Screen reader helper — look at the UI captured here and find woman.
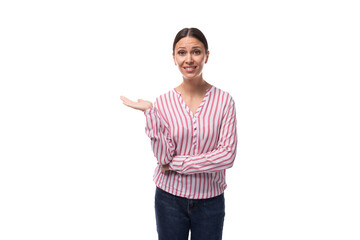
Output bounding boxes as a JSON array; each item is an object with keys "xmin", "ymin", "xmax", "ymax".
[{"xmin": 120, "ymin": 28, "xmax": 237, "ymax": 240}]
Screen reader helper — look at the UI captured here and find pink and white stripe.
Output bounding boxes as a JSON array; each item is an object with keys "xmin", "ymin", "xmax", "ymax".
[{"xmin": 144, "ymin": 86, "xmax": 237, "ymax": 199}]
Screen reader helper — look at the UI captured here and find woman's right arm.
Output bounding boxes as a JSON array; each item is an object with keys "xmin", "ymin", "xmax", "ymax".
[
  {"xmin": 120, "ymin": 96, "xmax": 175, "ymax": 166},
  {"xmin": 144, "ymin": 106, "xmax": 176, "ymax": 166}
]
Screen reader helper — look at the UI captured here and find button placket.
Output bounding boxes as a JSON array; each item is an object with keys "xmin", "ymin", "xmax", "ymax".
[{"xmin": 192, "ymin": 116, "xmax": 198, "ymax": 153}]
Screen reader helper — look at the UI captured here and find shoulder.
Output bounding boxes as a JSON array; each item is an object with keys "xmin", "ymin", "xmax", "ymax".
[
  {"xmin": 153, "ymin": 89, "xmax": 177, "ymax": 110},
  {"xmin": 210, "ymin": 87, "xmax": 236, "ymax": 120},
  {"xmin": 210, "ymin": 86, "xmax": 236, "ymax": 106}
]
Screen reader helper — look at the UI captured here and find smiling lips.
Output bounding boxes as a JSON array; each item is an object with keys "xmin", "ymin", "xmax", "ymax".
[{"xmin": 184, "ymin": 66, "xmax": 197, "ymax": 72}]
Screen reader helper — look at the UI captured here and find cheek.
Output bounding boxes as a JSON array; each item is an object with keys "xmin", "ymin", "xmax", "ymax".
[
  {"xmin": 176, "ymin": 57, "xmax": 187, "ymax": 66},
  {"xmin": 197, "ymin": 56, "xmax": 207, "ymax": 65}
]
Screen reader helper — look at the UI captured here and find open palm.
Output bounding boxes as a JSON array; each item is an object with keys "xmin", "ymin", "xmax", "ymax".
[{"xmin": 120, "ymin": 96, "xmax": 153, "ymax": 112}]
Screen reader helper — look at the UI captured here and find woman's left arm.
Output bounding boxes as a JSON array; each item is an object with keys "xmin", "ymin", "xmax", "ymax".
[{"xmin": 168, "ymin": 99, "xmax": 237, "ymax": 174}]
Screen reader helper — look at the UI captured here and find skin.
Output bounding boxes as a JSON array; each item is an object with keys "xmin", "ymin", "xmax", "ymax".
[
  {"xmin": 173, "ymin": 37, "xmax": 212, "ymax": 114},
  {"xmin": 120, "ymin": 36, "xmax": 211, "ymax": 173}
]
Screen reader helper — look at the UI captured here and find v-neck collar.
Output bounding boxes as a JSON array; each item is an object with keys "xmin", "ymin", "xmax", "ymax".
[{"xmin": 173, "ymin": 85, "xmax": 214, "ymax": 118}]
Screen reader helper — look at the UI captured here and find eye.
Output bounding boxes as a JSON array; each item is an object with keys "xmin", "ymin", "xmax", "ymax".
[
  {"xmin": 178, "ymin": 50, "xmax": 186, "ymax": 55},
  {"xmin": 194, "ymin": 50, "xmax": 201, "ymax": 55}
]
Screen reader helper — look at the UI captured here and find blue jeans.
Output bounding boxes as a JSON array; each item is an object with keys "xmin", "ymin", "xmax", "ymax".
[{"xmin": 155, "ymin": 187, "xmax": 225, "ymax": 240}]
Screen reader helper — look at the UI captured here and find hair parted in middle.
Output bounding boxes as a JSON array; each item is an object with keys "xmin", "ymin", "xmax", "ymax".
[{"xmin": 172, "ymin": 28, "xmax": 209, "ymax": 55}]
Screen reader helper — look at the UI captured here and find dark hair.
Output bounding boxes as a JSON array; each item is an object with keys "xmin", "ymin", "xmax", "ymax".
[{"xmin": 172, "ymin": 28, "xmax": 209, "ymax": 55}]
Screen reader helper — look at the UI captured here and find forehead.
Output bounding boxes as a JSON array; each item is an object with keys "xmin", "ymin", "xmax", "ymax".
[{"xmin": 175, "ymin": 36, "xmax": 204, "ymax": 49}]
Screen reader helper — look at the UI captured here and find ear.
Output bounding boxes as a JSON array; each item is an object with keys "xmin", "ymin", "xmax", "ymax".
[{"xmin": 205, "ymin": 51, "xmax": 210, "ymax": 64}]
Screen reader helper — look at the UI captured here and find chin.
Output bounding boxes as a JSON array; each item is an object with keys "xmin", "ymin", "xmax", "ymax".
[{"xmin": 182, "ymin": 72, "xmax": 201, "ymax": 79}]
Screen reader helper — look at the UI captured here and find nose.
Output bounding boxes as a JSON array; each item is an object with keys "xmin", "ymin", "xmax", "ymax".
[{"xmin": 185, "ymin": 53, "xmax": 193, "ymax": 64}]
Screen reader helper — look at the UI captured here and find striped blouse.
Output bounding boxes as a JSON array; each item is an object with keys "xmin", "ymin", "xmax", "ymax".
[{"xmin": 144, "ymin": 86, "xmax": 237, "ymax": 199}]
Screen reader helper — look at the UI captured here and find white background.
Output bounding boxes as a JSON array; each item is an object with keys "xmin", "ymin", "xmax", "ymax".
[{"xmin": 1, "ymin": 0, "xmax": 359, "ymax": 239}]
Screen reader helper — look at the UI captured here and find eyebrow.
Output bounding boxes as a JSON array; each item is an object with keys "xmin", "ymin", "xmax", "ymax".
[{"xmin": 177, "ymin": 46, "xmax": 202, "ymax": 49}]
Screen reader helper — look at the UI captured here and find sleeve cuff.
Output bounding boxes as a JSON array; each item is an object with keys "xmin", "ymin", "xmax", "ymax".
[{"xmin": 144, "ymin": 107, "xmax": 154, "ymax": 116}]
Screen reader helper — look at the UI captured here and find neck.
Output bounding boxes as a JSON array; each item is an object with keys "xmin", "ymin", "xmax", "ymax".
[{"xmin": 180, "ymin": 75, "xmax": 209, "ymax": 95}]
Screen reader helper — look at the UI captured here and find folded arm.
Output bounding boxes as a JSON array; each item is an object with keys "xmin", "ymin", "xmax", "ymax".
[{"xmin": 169, "ymin": 99, "xmax": 237, "ymax": 174}]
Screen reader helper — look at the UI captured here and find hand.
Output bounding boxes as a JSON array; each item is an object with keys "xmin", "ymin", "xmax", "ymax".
[
  {"xmin": 120, "ymin": 96, "xmax": 153, "ymax": 112},
  {"xmin": 161, "ymin": 164, "xmax": 170, "ymax": 173}
]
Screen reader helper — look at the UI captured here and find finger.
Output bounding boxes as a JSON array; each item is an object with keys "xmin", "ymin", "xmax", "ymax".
[
  {"xmin": 120, "ymin": 96, "xmax": 138, "ymax": 108},
  {"xmin": 120, "ymin": 96, "xmax": 149, "ymax": 111},
  {"xmin": 120, "ymin": 96, "xmax": 133, "ymax": 104}
]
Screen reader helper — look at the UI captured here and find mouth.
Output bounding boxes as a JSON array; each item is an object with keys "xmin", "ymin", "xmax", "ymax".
[{"xmin": 184, "ymin": 66, "xmax": 197, "ymax": 72}]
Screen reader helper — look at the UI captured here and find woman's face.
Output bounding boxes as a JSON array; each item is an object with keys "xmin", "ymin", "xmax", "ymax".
[{"xmin": 173, "ymin": 36, "xmax": 209, "ymax": 80}]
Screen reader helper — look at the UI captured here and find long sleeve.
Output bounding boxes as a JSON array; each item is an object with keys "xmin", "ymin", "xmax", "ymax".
[
  {"xmin": 169, "ymin": 98, "xmax": 237, "ymax": 174},
  {"xmin": 144, "ymin": 106, "xmax": 176, "ymax": 165}
]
